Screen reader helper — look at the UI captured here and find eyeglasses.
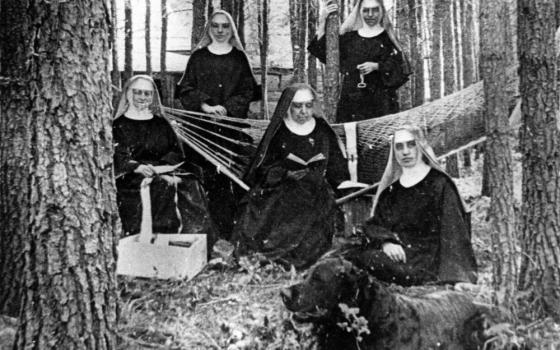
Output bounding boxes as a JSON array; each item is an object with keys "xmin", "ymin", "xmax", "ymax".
[
  {"xmin": 394, "ymin": 140, "xmax": 416, "ymax": 151},
  {"xmin": 132, "ymin": 89, "xmax": 154, "ymax": 97},
  {"xmin": 291, "ymin": 101, "xmax": 314, "ymax": 109}
]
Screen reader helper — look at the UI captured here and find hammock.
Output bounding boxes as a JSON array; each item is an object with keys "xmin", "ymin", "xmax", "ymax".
[{"xmin": 164, "ymin": 76, "xmax": 519, "ymax": 192}]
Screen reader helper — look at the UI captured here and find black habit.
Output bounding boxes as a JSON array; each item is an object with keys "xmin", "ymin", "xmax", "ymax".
[
  {"xmin": 308, "ymin": 30, "xmax": 408, "ymax": 123},
  {"xmin": 175, "ymin": 47, "xmax": 258, "ymax": 240},
  {"xmin": 113, "ymin": 115, "xmax": 216, "ymax": 245},
  {"xmin": 353, "ymin": 168, "xmax": 477, "ymax": 286},
  {"xmin": 232, "ymin": 118, "xmax": 349, "ymax": 269}
]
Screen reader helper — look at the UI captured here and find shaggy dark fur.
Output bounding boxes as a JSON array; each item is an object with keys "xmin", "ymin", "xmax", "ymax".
[{"xmin": 281, "ymin": 257, "xmax": 494, "ymax": 350}]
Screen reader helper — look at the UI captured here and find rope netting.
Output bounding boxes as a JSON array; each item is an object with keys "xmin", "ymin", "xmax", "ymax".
[{"xmin": 164, "ymin": 77, "xmax": 518, "ymax": 189}]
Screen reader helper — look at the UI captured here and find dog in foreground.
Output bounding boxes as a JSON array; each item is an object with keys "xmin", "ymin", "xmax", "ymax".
[{"xmin": 281, "ymin": 257, "xmax": 495, "ymax": 350}]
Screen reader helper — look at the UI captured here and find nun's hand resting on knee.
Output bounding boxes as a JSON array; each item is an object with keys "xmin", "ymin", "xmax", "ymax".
[{"xmin": 382, "ymin": 242, "xmax": 407, "ymax": 263}]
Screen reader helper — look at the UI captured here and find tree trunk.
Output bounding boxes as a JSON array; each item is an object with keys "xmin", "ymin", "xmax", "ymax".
[
  {"xmin": 480, "ymin": 0, "xmax": 518, "ymax": 309},
  {"xmin": 308, "ymin": 0, "xmax": 318, "ymax": 90},
  {"xmin": 257, "ymin": 0, "xmax": 269, "ymax": 119},
  {"xmin": 1, "ymin": 0, "xmax": 120, "ymax": 348},
  {"xmin": 324, "ymin": 2, "xmax": 340, "ymax": 123},
  {"xmin": 461, "ymin": 0, "xmax": 475, "ymax": 87},
  {"xmin": 441, "ymin": 0, "xmax": 459, "ymax": 177},
  {"xmin": 124, "ymin": 0, "xmax": 133, "ymax": 81},
  {"xmin": 409, "ymin": 0, "xmax": 424, "ymax": 107},
  {"xmin": 192, "ymin": 0, "xmax": 207, "ymax": 49},
  {"xmin": 429, "ymin": 0, "xmax": 442, "ymax": 101},
  {"xmin": 160, "ymin": 0, "xmax": 168, "ymax": 105},
  {"xmin": 207, "ymin": 0, "xmax": 214, "ymax": 20},
  {"xmin": 396, "ymin": 0, "xmax": 412, "ymax": 110},
  {"xmin": 453, "ymin": 0, "xmax": 463, "ymax": 90},
  {"xmin": 145, "ymin": 0, "xmax": 152, "ymax": 75},
  {"xmin": 110, "ymin": 0, "xmax": 121, "ymax": 109},
  {"xmin": 0, "ymin": 0, "xmax": 30, "ymax": 318},
  {"xmin": 221, "ymin": 0, "xmax": 244, "ymax": 47},
  {"xmin": 518, "ymin": 0, "xmax": 560, "ymax": 321},
  {"xmin": 289, "ymin": 0, "xmax": 307, "ymax": 83},
  {"xmin": 441, "ymin": 0, "xmax": 455, "ymax": 96}
]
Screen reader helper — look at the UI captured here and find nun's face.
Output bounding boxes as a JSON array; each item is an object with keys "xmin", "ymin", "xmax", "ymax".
[
  {"xmin": 393, "ymin": 130, "xmax": 419, "ymax": 168},
  {"xmin": 361, "ymin": 0, "xmax": 382, "ymax": 27},
  {"xmin": 289, "ymin": 89, "xmax": 314, "ymax": 125},
  {"xmin": 210, "ymin": 14, "xmax": 232, "ymax": 44},
  {"xmin": 128, "ymin": 78, "xmax": 154, "ymax": 111}
]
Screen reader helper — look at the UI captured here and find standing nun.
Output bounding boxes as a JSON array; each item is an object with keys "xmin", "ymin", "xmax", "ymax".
[
  {"xmin": 308, "ymin": 0, "xmax": 411, "ymax": 122},
  {"xmin": 175, "ymin": 10, "xmax": 260, "ymax": 240}
]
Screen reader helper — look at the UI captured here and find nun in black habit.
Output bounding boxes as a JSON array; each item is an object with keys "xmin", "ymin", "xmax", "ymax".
[
  {"xmin": 349, "ymin": 125, "xmax": 477, "ymax": 286},
  {"xmin": 175, "ymin": 10, "xmax": 260, "ymax": 240},
  {"xmin": 232, "ymin": 83, "xmax": 349, "ymax": 269},
  {"xmin": 114, "ymin": 75, "xmax": 216, "ymax": 244},
  {"xmin": 308, "ymin": 0, "xmax": 410, "ymax": 123}
]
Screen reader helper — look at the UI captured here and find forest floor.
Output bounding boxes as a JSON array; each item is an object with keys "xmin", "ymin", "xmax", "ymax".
[{"xmin": 116, "ymin": 153, "xmax": 560, "ymax": 350}]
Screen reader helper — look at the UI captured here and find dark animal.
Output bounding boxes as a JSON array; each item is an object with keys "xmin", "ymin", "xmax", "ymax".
[{"xmin": 281, "ymin": 257, "xmax": 494, "ymax": 350}]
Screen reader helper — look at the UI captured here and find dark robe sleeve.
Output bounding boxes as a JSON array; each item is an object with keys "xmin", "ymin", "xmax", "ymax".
[
  {"xmin": 159, "ymin": 120, "xmax": 185, "ymax": 165},
  {"xmin": 377, "ymin": 39, "xmax": 408, "ymax": 88},
  {"xmin": 223, "ymin": 54, "xmax": 254, "ymax": 119},
  {"xmin": 326, "ymin": 132, "xmax": 349, "ymax": 189},
  {"xmin": 113, "ymin": 123, "xmax": 140, "ymax": 178},
  {"xmin": 308, "ymin": 35, "xmax": 327, "ymax": 64},
  {"xmin": 437, "ymin": 179, "xmax": 478, "ymax": 283},
  {"xmin": 363, "ymin": 190, "xmax": 403, "ymax": 248},
  {"xmin": 308, "ymin": 34, "xmax": 350, "ymax": 65},
  {"xmin": 176, "ymin": 52, "xmax": 212, "ymax": 111},
  {"xmin": 253, "ymin": 134, "xmax": 287, "ymax": 187}
]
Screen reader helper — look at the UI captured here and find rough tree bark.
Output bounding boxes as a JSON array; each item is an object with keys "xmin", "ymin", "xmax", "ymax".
[
  {"xmin": 453, "ymin": 0, "xmax": 463, "ymax": 90},
  {"xmin": 395, "ymin": 0, "xmax": 413, "ymax": 110},
  {"xmin": 518, "ymin": 0, "xmax": 560, "ymax": 321},
  {"xmin": 1, "ymin": 0, "xmax": 120, "ymax": 348},
  {"xmin": 308, "ymin": 0, "xmax": 318, "ymax": 89},
  {"xmin": 145, "ymin": 0, "xmax": 152, "ymax": 75},
  {"xmin": 480, "ymin": 0, "xmax": 518, "ymax": 309},
  {"xmin": 192, "ymin": 0, "xmax": 207, "ymax": 49},
  {"xmin": 110, "ymin": 0, "xmax": 120, "ymax": 109},
  {"xmin": 409, "ymin": 0, "xmax": 424, "ymax": 107},
  {"xmin": 160, "ymin": 0, "xmax": 168, "ymax": 105},
  {"xmin": 257, "ymin": 0, "xmax": 269, "ymax": 119},
  {"xmin": 289, "ymin": 0, "xmax": 307, "ymax": 83},
  {"xmin": 124, "ymin": 0, "xmax": 133, "ymax": 81},
  {"xmin": 396, "ymin": 0, "xmax": 412, "ymax": 110},
  {"xmin": 429, "ymin": 0, "xmax": 442, "ymax": 101},
  {"xmin": 324, "ymin": 0, "xmax": 340, "ymax": 123},
  {"xmin": 440, "ymin": 0, "xmax": 459, "ymax": 177},
  {"xmin": 0, "ymin": 0, "xmax": 30, "ymax": 318},
  {"xmin": 461, "ymin": 0, "xmax": 475, "ymax": 87}
]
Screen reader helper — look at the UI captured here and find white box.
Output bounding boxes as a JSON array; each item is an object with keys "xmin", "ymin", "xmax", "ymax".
[{"xmin": 116, "ymin": 234, "xmax": 207, "ymax": 280}]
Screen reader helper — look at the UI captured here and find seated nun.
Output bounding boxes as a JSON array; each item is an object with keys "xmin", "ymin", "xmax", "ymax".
[
  {"xmin": 350, "ymin": 125, "xmax": 477, "ymax": 286},
  {"xmin": 113, "ymin": 75, "xmax": 216, "ymax": 245},
  {"xmin": 232, "ymin": 83, "xmax": 349, "ymax": 269}
]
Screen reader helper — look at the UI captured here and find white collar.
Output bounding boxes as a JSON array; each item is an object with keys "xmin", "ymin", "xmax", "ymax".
[
  {"xmin": 283, "ymin": 117, "xmax": 316, "ymax": 136},
  {"xmin": 207, "ymin": 43, "xmax": 233, "ymax": 55},
  {"xmin": 358, "ymin": 26, "xmax": 384, "ymax": 38},
  {"xmin": 124, "ymin": 108, "xmax": 154, "ymax": 121},
  {"xmin": 399, "ymin": 162, "xmax": 431, "ymax": 188}
]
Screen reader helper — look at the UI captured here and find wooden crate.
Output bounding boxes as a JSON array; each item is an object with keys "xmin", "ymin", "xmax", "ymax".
[{"xmin": 117, "ymin": 234, "xmax": 207, "ymax": 280}]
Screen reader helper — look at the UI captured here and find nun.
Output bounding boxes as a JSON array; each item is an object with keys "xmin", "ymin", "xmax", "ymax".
[{"xmin": 113, "ymin": 75, "xmax": 216, "ymax": 245}]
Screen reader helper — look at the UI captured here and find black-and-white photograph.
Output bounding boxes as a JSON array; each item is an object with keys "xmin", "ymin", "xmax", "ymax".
[{"xmin": 1, "ymin": 0, "xmax": 559, "ymax": 348}]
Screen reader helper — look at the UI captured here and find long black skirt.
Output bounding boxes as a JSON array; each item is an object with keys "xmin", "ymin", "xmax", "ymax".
[
  {"xmin": 116, "ymin": 174, "xmax": 216, "ymax": 247},
  {"xmin": 232, "ymin": 173, "xmax": 336, "ymax": 269}
]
